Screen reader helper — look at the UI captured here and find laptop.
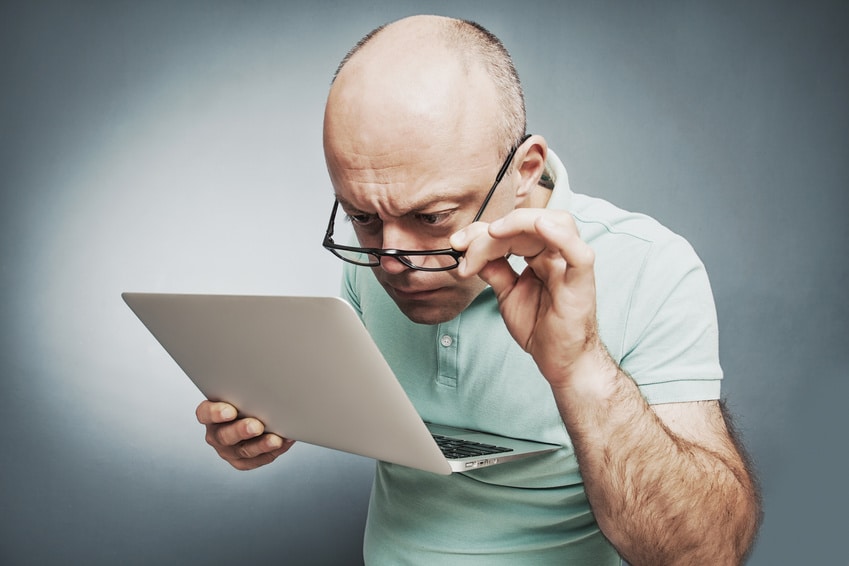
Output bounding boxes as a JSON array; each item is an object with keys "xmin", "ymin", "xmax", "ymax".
[{"xmin": 122, "ymin": 293, "xmax": 559, "ymax": 475}]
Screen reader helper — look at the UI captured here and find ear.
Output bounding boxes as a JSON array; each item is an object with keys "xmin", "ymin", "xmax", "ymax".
[{"xmin": 513, "ymin": 135, "xmax": 548, "ymax": 205}]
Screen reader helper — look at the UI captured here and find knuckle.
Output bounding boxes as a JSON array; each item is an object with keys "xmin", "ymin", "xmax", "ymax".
[
  {"xmin": 580, "ymin": 243, "xmax": 596, "ymax": 265},
  {"xmin": 195, "ymin": 402, "xmax": 209, "ymax": 424},
  {"xmin": 212, "ymin": 425, "xmax": 235, "ymax": 447},
  {"xmin": 230, "ymin": 458, "xmax": 253, "ymax": 471},
  {"xmin": 204, "ymin": 426, "xmax": 222, "ymax": 448},
  {"xmin": 236, "ymin": 442, "xmax": 255, "ymax": 460}
]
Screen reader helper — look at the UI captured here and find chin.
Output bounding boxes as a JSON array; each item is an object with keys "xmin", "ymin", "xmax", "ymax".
[
  {"xmin": 395, "ymin": 302, "xmax": 463, "ymax": 325},
  {"xmin": 388, "ymin": 291, "xmax": 481, "ymax": 325},
  {"xmin": 379, "ymin": 277, "xmax": 488, "ymax": 325}
]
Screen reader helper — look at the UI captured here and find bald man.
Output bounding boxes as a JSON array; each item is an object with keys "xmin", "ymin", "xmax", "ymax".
[{"xmin": 197, "ymin": 15, "xmax": 761, "ymax": 565}]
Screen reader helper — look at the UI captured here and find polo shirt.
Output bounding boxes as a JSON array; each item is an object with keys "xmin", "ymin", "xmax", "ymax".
[{"xmin": 343, "ymin": 149, "xmax": 723, "ymax": 564}]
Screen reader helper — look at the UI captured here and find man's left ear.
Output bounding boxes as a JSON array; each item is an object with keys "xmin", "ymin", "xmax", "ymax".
[{"xmin": 514, "ymin": 135, "xmax": 548, "ymax": 203}]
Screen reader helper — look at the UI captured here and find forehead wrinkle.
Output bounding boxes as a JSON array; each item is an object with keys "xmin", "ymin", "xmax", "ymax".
[
  {"xmin": 338, "ymin": 182, "xmax": 479, "ymax": 219},
  {"xmin": 330, "ymin": 144, "xmax": 420, "ymax": 190},
  {"xmin": 338, "ymin": 187, "xmax": 451, "ymax": 215},
  {"xmin": 329, "ymin": 142, "xmax": 504, "ymax": 217}
]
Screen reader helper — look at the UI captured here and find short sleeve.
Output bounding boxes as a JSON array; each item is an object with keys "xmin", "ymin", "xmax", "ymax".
[{"xmin": 619, "ymin": 234, "xmax": 723, "ymax": 404}]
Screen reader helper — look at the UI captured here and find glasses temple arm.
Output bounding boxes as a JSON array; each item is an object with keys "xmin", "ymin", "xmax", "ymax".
[{"xmin": 471, "ymin": 134, "xmax": 531, "ymax": 223}]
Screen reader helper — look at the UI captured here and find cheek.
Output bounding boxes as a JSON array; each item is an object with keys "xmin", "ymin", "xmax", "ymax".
[
  {"xmin": 448, "ymin": 272, "xmax": 489, "ymax": 300},
  {"xmin": 480, "ymin": 185, "xmax": 520, "ymax": 223}
]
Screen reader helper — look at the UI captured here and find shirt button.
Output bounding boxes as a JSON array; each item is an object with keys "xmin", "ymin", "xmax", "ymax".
[{"xmin": 440, "ymin": 335, "xmax": 454, "ymax": 347}]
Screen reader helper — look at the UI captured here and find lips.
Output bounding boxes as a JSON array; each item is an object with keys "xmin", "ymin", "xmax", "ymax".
[{"xmin": 388, "ymin": 285, "xmax": 443, "ymax": 300}]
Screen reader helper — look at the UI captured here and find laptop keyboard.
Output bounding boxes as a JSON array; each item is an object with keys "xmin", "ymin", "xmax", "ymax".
[{"xmin": 432, "ymin": 434, "xmax": 514, "ymax": 459}]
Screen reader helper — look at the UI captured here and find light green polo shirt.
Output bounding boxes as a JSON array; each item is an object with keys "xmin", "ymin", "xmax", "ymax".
[{"xmin": 343, "ymin": 150, "xmax": 723, "ymax": 564}]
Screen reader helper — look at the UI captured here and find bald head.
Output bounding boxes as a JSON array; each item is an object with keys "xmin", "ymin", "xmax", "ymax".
[
  {"xmin": 325, "ymin": 16, "xmax": 526, "ymax": 161},
  {"xmin": 321, "ymin": 17, "xmax": 546, "ymax": 325}
]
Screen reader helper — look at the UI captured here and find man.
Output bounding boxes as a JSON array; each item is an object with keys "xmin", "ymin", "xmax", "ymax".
[{"xmin": 196, "ymin": 15, "xmax": 761, "ymax": 565}]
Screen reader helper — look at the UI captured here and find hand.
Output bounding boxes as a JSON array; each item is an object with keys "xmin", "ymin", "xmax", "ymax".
[
  {"xmin": 195, "ymin": 400, "xmax": 295, "ymax": 471},
  {"xmin": 450, "ymin": 209, "xmax": 611, "ymax": 388}
]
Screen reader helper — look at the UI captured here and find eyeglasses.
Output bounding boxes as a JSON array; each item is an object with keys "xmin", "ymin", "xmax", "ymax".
[{"xmin": 322, "ymin": 134, "xmax": 531, "ymax": 272}]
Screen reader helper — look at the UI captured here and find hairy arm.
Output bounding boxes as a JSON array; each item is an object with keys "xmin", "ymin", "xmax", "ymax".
[
  {"xmin": 451, "ymin": 208, "xmax": 761, "ymax": 564},
  {"xmin": 552, "ymin": 351, "xmax": 761, "ymax": 564}
]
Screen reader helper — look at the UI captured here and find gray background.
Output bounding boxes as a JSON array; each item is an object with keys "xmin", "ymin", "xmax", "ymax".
[{"xmin": 1, "ymin": 1, "xmax": 846, "ymax": 564}]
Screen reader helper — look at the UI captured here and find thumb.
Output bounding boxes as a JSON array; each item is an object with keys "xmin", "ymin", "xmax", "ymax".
[{"xmin": 475, "ymin": 256, "xmax": 518, "ymax": 300}]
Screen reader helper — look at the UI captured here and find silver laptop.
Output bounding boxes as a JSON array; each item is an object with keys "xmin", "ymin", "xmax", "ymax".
[{"xmin": 123, "ymin": 293, "xmax": 559, "ymax": 475}]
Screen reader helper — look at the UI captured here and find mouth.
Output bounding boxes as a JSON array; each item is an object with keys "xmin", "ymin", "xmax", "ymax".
[{"xmin": 387, "ymin": 285, "xmax": 445, "ymax": 301}]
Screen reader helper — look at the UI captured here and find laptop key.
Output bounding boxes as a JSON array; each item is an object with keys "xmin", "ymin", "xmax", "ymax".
[{"xmin": 432, "ymin": 434, "xmax": 513, "ymax": 459}]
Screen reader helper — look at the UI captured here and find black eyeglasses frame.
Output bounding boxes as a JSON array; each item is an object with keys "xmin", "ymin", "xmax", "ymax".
[{"xmin": 322, "ymin": 134, "xmax": 532, "ymax": 272}]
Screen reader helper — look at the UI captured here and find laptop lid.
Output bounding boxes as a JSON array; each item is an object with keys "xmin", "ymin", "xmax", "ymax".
[{"xmin": 123, "ymin": 293, "xmax": 558, "ymax": 475}]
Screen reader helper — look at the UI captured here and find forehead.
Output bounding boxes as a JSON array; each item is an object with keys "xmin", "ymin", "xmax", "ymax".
[{"xmin": 327, "ymin": 140, "xmax": 499, "ymax": 214}]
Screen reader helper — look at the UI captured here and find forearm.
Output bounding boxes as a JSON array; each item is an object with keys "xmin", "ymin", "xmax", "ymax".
[
  {"xmin": 456, "ymin": 205, "xmax": 760, "ymax": 560},
  {"xmin": 552, "ymin": 352, "xmax": 760, "ymax": 565}
]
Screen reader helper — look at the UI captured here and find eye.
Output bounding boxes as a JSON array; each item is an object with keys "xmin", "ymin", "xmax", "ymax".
[
  {"xmin": 415, "ymin": 211, "xmax": 453, "ymax": 226},
  {"xmin": 346, "ymin": 212, "xmax": 380, "ymax": 227}
]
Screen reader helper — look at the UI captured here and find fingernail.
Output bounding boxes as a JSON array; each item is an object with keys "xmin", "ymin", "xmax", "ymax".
[
  {"xmin": 246, "ymin": 420, "xmax": 262, "ymax": 435},
  {"xmin": 455, "ymin": 257, "xmax": 466, "ymax": 277},
  {"xmin": 220, "ymin": 406, "xmax": 236, "ymax": 420}
]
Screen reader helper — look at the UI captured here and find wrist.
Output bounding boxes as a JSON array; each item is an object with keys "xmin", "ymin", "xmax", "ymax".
[{"xmin": 548, "ymin": 343, "xmax": 623, "ymax": 410}]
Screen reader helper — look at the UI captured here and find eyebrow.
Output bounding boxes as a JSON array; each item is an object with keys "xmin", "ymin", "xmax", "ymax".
[{"xmin": 336, "ymin": 189, "xmax": 478, "ymax": 216}]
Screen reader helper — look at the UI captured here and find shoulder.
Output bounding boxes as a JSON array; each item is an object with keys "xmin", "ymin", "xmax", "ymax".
[
  {"xmin": 570, "ymin": 192, "xmax": 696, "ymax": 258},
  {"xmin": 566, "ymin": 194, "xmax": 723, "ymax": 402},
  {"xmin": 568, "ymin": 192, "xmax": 711, "ymax": 311}
]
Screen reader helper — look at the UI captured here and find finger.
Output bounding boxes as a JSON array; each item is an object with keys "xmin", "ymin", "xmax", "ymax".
[
  {"xmin": 196, "ymin": 400, "xmax": 238, "ymax": 425},
  {"xmin": 228, "ymin": 440, "xmax": 293, "ymax": 471},
  {"xmin": 473, "ymin": 256, "xmax": 519, "ymax": 298},
  {"xmin": 232, "ymin": 433, "xmax": 293, "ymax": 460},
  {"xmin": 483, "ymin": 211, "xmax": 593, "ymax": 285},
  {"xmin": 224, "ymin": 435, "xmax": 296, "ymax": 471},
  {"xmin": 455, "ymin": 211, "xmax": 571, "ymax": 278},
  {"xmin": 449, "ymin": 221, "xmax": 490, "ymax": 252},
  {"xmin": 533, "ymin": 216, "xmax": 595, "ymax": 273},
  {"xmin": 451, "ymin": 222, "xmax": 506, "ymax": 278},
  {"xmin": 207, "ymin": 416, "xmax": 266, "ymax": 448},
  {"xmin": 456, "ymin": 232, "xmax": 514, "ymax": 277},
  {"xmin": 487, "ymin": 208, "xmax": 574, "ymax": 239},
  {"xmin": 489, "ymin": 210, "xmax": 580, "ymax": 259}
]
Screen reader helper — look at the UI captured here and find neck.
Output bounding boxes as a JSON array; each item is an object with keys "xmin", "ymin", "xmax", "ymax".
[{"xmin": 519, "ymin": 183, "xmax": 554, "ymax": 209}]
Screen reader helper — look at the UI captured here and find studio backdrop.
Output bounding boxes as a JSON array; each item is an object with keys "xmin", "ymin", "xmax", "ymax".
[{"xmin": 1, "ymin": 1, "xmax": 846, "ymax": 564}]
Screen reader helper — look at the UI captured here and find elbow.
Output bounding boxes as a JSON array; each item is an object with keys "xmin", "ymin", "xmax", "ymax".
[{"xmin": 730, "ymin": 471, "xmax": 764, "ymax": 564}]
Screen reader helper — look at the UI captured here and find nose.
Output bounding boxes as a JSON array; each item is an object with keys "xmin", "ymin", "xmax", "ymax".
[
  {"xmin": 378, "ymin": 254, "xmax": 410, "ymax": 274},
  {"xmin": 377, "ymin": 223, "xmax": 416, "ymax": 274}
]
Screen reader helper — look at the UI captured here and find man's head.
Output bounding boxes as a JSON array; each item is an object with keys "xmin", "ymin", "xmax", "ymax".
[{"xmin": 323, "ymin": 15, "xmax": 547, "ymax": 324}]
